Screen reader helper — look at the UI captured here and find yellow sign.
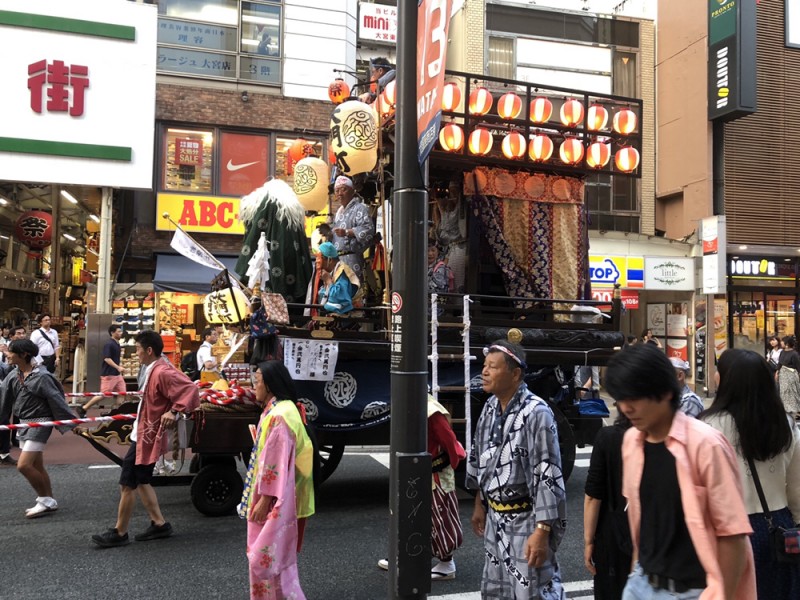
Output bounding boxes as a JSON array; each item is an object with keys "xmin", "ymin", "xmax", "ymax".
[
  {"xmin": 72, "ymin": 257, "xmax": 84, "ymax": 286},
  {"xmin": 157, "ymin": 193, "xmax": 244, "ymax": 235}
]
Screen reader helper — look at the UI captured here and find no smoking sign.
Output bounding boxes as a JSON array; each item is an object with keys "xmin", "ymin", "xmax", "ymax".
[{"xmin": 391, "ymin": 292, "xmax": 403, "ymax": 314}]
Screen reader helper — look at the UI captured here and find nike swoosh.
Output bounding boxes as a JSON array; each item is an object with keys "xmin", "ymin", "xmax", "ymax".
[{"xmin": 226, "ymin": 160, "xmax": 260, "ymax": 172}]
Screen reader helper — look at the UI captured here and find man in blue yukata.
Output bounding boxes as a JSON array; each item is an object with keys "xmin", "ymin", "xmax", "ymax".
[{"xmin": 316, "ymin": 242, "xmax": 360, "ymax": 314}]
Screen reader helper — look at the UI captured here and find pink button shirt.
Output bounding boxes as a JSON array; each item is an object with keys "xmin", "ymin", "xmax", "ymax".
[{"xmin": 622, "ymin": 410, "xmax": 756, "ymax": 600}]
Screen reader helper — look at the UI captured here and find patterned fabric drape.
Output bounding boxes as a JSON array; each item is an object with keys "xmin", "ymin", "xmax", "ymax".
[{"xmin": 465, "ymin": 167, "xmax": 587, "ymax": 301}]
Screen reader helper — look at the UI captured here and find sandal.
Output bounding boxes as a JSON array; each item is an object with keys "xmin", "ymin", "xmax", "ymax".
[{"xmin": 430, "ymin": 569, "xmax": 455, "ymax": 581}]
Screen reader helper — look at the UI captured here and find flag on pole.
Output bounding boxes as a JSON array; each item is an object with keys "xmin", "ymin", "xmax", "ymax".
[{"xmin": 170, "ymin": 227, "xmax": 226, "ymax": 271}]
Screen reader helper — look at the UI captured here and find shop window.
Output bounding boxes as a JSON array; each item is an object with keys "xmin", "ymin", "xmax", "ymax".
[
  {"xmin": 613, "ymin": 51, "xmax": 637, "ymax": 97},
  {"xmin": 275, "ymin": 136, "xmax": 325, "ymax": 187},
  {"xmin": 586, "ymin": 174, "xmax": 639, "ymax": 233},
  {"xmin": 488, "ymin": 36, "xmax": 514, "ymax": 80},
  {"xmin": 163, "ymin": 128, "xmax": 214, "ymax": 193},
  {"xmin": 156, "ymin": 0, "xmax": 282, "ymax": 85}
]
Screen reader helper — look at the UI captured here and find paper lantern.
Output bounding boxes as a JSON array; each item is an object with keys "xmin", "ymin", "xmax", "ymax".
[
  {"xmin": 288, "ymin": 138, "xmax": 316, "ymax": 163},
  {"xmin": 613, "ymin": 108, "xmax": 637, "ymax": 135},
  {"xmin": 529, "ymin": 97, "xmax": 553, "ymax": 123},
  {"xmin": 497, "ymin": 92, "xmax": 522, "ymax": 120},
  {"xmin": 203, "ymin": 287, "xmax": 250, "ymax": 324},
  {"xmin": 469, "ymin": 87, "xmax": 493, "ymax": 116},
  {"xmin": 560, "ymin": 99, "xmax": 584, "ymax": 127},
  {"xmin": 439, "ymin": 123, "xmax": 464, "ymax": 152},
  {"xmin": 559, "ymin": 138, "xmax": 584, "ymax": 165},
  {"xmin": 293, "ymin": 157, "xmax": 329, "ymax": 212},
  {"xmin": 14, "ymin": 210, "xmax": 53, "ymax": 249},
  {"xmin": 468, "ymin": 128, "xmax": 493, "ymax": 155},
  {"xmin": 501, "ymin": 132, "xmax": 526, "ymax": 159},
  {"xmin": 329, "ymin": 100, "xmax": 379, "ymax": 175},
  {"xmin": 587, "ymin": 104, "xmax": 609, "ymax": 131},
  {"xmin": 441, "ymin": 82, "xmax": 461, "ymax": 111},
  {"xmin": 528, "ymin": 134, "xmax": 553, "ymax": 162},
  {"xmin": 328, "ymin": 79, "xmax": 350, "ymax": 104},
  {"xmin": 586, "ymin": 142, "xmax": 611, "ymax": 168},
  {"xmin": 615, "ymin": 146, "xmax": 640, "ymax": 172}
]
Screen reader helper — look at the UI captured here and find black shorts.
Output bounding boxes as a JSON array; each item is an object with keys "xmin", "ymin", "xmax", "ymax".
[{"xmin": 119, "ymin": 442, "xmax": 156, "ymax": 489}]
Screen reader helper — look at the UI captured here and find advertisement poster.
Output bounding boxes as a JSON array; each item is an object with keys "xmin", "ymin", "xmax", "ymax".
[
  {"xmin": 646, "ymin": 303, "xmax": 666, "ymax": 337},
  {"xmin": 666, "ymin": 338, "xmax": 688, "ymax": 361},
  {"xmin": 713, "ymin": 297, "xmax": 728, "ymax": 359},
  {"xmin": 666, "ymin": 302, "xmax": 689, "ymax": 337},
  {"xmin": 694, "ymin": 298, "xmax": 707, "ymax": 390},
  {"xmin": 219, "ymin": 132, "xmax": 268, "ymax": 197}
]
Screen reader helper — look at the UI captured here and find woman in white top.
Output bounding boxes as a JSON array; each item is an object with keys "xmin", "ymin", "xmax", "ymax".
[
  {"xmin": 701, "ymin": 349, "xmax": 800, "ymax": 599},
  {"xmin": 767, "ymin": 335, "xmax": 783, "ymax": 371}
]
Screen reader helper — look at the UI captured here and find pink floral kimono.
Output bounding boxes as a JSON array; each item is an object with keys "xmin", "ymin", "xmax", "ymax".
[{"xmin": 238, "ymin": 399, "xmax": 315, "ymax": 600}]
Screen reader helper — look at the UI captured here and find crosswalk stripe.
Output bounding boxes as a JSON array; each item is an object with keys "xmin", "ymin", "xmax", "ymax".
[
  {"xmin": 428, "ymin": 580, "xmax": 593, "ymax": 599},
  {"xmin": 355, "ymin": 452, "xmax": 590, "ymax": 470}
]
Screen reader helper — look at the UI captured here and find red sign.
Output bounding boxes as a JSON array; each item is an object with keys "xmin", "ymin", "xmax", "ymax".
[
  {"xmin": 416, "ymin": 0, "xmax": 453, "ymax": 165},
  {"xmin": 591, "ymin": 289, "xmax": 639, "ymax": 310},
  {"xmin": 28, "ymin": 59, "xmax": 89, "ymax": 117},
  {"xmin": 219, "ymin": 132, "xmax": 268, "ymax": 196},
  {"xmin": 175, "ymin": 138, "xmax": 203, "ymax": 167}
]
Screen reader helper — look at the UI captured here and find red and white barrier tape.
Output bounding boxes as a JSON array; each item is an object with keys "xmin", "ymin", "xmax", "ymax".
[
  {"xmin": 64, "ymin": 391, "xmax": 143, "ymax": 398},
  {"xmin": 0, "ymin": 414, "xmax": 137, "ymax": 431}
]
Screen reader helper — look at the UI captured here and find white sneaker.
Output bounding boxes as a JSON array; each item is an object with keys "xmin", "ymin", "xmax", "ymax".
[
  {"xmin": 377, "ymin": 559, "xmax": 388, "ymax": 570},
  {"xmin": 431, "ymin": 559, "xmax": 456, "ymax": 580}
]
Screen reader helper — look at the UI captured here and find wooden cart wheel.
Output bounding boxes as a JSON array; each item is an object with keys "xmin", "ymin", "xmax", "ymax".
[
  {"xmin": 317, "ymin": 443, "xmax": 345, "ymax": 483},
  {"xmin": 190, "ymin": 464, "xmax": 244, "ymax": 517}
]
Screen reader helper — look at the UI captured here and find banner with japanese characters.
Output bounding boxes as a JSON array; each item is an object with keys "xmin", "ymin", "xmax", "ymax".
[{"xmin": 283, "ymin": 339, "xmax": 339, "ymax": 382}]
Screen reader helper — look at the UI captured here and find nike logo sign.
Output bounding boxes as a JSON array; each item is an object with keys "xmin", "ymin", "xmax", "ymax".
[{"xmin": 226, "ymin": 160, "xmax": 260, "ymax": 172}]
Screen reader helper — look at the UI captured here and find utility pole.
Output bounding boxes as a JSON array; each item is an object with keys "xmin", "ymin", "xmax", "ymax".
[{"xmin": 388, "ymin": 1, "xmax": 432, "ymax": 598}]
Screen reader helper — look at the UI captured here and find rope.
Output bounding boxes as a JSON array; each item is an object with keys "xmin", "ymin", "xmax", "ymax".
[{"xmin": 0, "ymin": 414, "xmax": 136, "ymax": 431}]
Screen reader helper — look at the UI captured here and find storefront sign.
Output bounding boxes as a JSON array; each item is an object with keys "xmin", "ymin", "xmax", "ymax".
[
  {"xmin": 0, "ymin": 0, "xmax": 157, "ymax": 189},
  {"xmin": 220, "ymin": 132, "xmax": 269, "ymax": 197},
  {"xmin": 359, "ymin": 2, "xmax": 398, "ymax": 43},
  {"xmin": 707, "ymin": 0, "xmax": 757, "ymax": 121},
  {"xmin": 590, "ymin": 289, "xmax": 639, "ymax": 309},
  {"xmin": 701, "ymin": 215, "xmax": 727, "ymax": 294},
  {"xmin": 645, "ymin": 257, "xmax": 695, "ymax": 291},
  {"xmin": 728, "ymin": 257, "xmax": 794, "ymax": 279},
  {"xmin": 157, "ymin": 193, "xmax": 244, "ymax": 235},
  {"xmin": 589, "ymin": 255, "xmax": 644, "ymax": 289}
]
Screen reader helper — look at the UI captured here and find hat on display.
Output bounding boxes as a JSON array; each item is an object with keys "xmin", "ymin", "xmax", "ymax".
[
  {"xmin": 669, "ymin": 357, "xmax": 690, "ymax": 372},
  {"xmin": 334, "ymin": 176, "xmax": 353, "ymax": 189},
  {"xmin": 318, "ymin": 241, "xmax": 339, "ymax": 259}
]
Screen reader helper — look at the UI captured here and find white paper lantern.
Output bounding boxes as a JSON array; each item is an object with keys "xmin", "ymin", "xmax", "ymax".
[
  {"xmin": 293, "ymin": 157, "xmax": 329, "ymax": 213},
  {"xmin": 329, "ymin": 100, "xmax": 379, "ymax": 175},
  {"xmin": 203, "ymin": 287, "xmax": 250, "ymax": 324}
]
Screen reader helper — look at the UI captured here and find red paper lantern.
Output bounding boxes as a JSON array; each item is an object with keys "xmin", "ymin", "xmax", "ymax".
[
  {"xmin": 288, "ymin": 138, "xmax": 316, "ymax": 163},
  {"xmin": 328, "ymin": 145, "xmax": 336, "ymax": 165},
  {"xmin": 529, "ymin": 97, "xmax": 553, "ymax": 123},
  {"xmin": 560, "ymin": 99, "xmax": 584, "ymax": 127},
  {"xmin": 613, "ymin": 108, "xmax": 637, "ymax": 135},
  {"xmin": 615, "ymin": 146, "xmax": 640, "ymax": 172},
  {"xmin": 469, "ymin": 87, "xmax": 493, "ymax": 116},
  {"xmin": 468, "ymin": 128, "xmax": 493, "ymax": 155},
  {"xmin": 439, "ymin": 123, "xmax": 464, "ymax": 152},
  {"xmin": 587, "ymin": 104, "xmax": 609, "ymax": 131},
  {"xmin": 328, "ymin": 79, "xmax": 350, "ymax": 104},
  {"xmin": 586, "ymin": 142, "xmax": 611, "ymax": 168},
  {"xmin": 497, "ymin": 92, "xmax": 522, "ymax": 120},
  {"xmin": 441, "ymin": 82, "xmax": 461, "ymax": 111},
  {"xmin": 528, "ymin": 134, "xmax": 553, "ymax": 162},
  {"xmin": 559, "ymin": 138, "xmax": 584, "ymax": 165},
  {"xmin": 15, "ymin": 210, "xmax": 53, "ymax": 249},
  {"xmin": 501, "ymin": 132, "xmax": 526, "ymax": 159}
]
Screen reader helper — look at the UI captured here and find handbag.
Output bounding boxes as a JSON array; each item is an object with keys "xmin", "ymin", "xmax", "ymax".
[
  {"xmin": 747, "ymin": 456, "xmax": 800, "ymax": 563},
  {"xmin": 261, "ymin": 292, "xmax": 289, "ymax": 325}
]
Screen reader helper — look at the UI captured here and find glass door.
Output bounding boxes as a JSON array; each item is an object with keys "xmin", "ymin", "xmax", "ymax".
[
  {"xmin": 730, "ymin": 291, "xmax": 764, "ymax": 354},
  {"xmin": 766, "ymin": 294, "xmax": 797, "ymax": 344}
]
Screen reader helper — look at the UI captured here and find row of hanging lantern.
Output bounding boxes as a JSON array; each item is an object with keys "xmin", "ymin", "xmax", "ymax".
[
  {"xmin": 438, "ymin": 123, "xmax": 640, "ymax": 172},
  {"xmin": 439, "ymin": 82, "xmax": 638, "ymax": 136}
]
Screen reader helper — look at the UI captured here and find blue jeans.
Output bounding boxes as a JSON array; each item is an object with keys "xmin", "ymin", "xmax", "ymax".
[{"xmin": 622, "ymin": 564, "xmax": 704, "ymax": 600}]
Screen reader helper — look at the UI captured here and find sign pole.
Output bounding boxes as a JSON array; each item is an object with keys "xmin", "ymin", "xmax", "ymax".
[{"xmin": 388, "ymin": 1, "xmax": 431, "ymax": 599}]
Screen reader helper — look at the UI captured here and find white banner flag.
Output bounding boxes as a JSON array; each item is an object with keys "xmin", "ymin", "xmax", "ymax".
[{"xmin": 169, "ymin": 227, "xmax": 225, "ymax": 271}]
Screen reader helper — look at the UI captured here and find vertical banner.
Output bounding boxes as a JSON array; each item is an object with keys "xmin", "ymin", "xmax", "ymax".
[
  {"xmin": 713, "ymin": 296, "xmax": 728, "ymax": 359},
  {"xmin": 702, "ymin": 215, "xmax": 727, "ymax": 294},
  {"xmin": 416, "ymin": 0, "xmax": 453, "ymax": 166}
]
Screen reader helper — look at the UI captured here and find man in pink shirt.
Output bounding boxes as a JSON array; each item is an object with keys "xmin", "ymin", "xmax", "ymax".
[{"xmin": 604, "ymin": 344, "xmax": 756, "ymax": 600}]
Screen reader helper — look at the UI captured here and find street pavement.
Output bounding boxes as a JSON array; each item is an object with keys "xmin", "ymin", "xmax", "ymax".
[{"xmin": 0, "ymin": 428, "xmax": 597, "ymax": 600}]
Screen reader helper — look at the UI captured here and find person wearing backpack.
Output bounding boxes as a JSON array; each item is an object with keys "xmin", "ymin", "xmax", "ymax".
[{"xmin": 428, "ymin": 240, "xmax": 454, "ymax": 317}]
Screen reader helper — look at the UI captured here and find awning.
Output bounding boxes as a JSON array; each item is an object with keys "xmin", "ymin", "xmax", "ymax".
[{"xmin": 152, "ymin": 254, "xmax": 239, "ymax": 294}]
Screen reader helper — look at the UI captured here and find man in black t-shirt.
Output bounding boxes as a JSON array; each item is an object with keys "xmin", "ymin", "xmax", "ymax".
[
  {"xmin": 78, "ymin": 325, "xmax": 126, "ymax": 417},
  {"xmin": 604, "ymin": 344, "xmax": 756, "ymax": 600}
]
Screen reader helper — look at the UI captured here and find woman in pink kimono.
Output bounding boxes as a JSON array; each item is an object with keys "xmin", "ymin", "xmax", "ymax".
[{"xmin": 238, "ymin": 360, "xmax": 315, "ymax": 600}]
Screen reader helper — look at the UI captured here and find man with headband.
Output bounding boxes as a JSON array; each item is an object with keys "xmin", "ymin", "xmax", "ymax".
[
  {"xmin": 466, "ymin": 340, "xmax": 567, "ymax": 599},
  {"xmin": 331, "ymin": 175, "xmax": 374, "ymax": 282}
]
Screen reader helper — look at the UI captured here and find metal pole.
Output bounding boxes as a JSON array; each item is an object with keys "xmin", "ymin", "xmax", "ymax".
[
  {"xmin": 49, "ymin": 187, "xmax": 61, "ymax": 314},
  {"xmin": 389, "ymin": 1, "xmax": 431, "ymax": 598},
  {"xmin": 95, "ymin": 187, "xmax": 113, "ymax": 313}
]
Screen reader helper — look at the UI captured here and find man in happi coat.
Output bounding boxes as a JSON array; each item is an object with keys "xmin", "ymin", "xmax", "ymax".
[
  {"xmin": 466, "ymin": 340, "xmax": 567, "ymax": 599},
  {"xmin": 331, "ymin": 176, "xmax": 374, "ymax": 281}
]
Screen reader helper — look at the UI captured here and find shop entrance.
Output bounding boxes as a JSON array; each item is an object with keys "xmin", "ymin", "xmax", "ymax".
[{"xmin": 730, "ymin": 291, "xmax": 797, "ymax": 355}]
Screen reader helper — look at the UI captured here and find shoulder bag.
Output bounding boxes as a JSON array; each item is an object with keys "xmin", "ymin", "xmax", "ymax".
[{"xmin": 747, "ymin": 456, "xmax": 800, "ymax": 563}]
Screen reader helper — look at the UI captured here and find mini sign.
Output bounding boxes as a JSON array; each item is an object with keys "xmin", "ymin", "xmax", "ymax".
[{"xmin": 358, "ymin": 2, "xmax": 397, "ymax": 43}]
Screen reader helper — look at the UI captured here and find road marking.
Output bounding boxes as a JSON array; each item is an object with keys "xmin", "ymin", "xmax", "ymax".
[
  {"xmin": 351, "ymin": 452, "xmax": 590, "ymax": 470},
  {"xmin": 429, "ymin": 580, "xmax": 593, "ymax": 599},
  {"xmin": 574, "ymin": 458, "xmax": 590, "ymax": 468},
  {"xmin": 576, "ymin": 446, "xmax": 593, "ymax": 455},
  {"xmin": 88, "ymin": 465, "xmax": 119, "ymax": 469}
]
